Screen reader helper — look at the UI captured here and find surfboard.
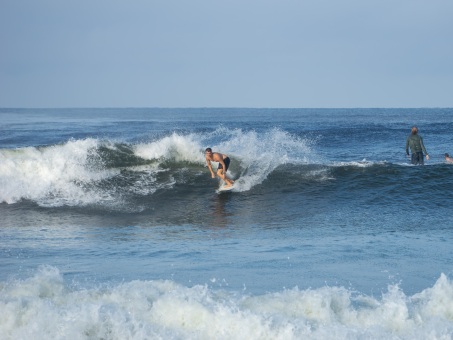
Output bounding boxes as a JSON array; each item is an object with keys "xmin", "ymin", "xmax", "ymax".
[{"xmin": 217, "ymin": 184, "xmax": 235, "ymax": 192}]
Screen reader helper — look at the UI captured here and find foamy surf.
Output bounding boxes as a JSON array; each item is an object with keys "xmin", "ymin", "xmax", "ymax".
[
  {"xmin": 207, "ymin": 128, "xmax": 317, "ymax": 192},
  {"xmin": 134, "ymin": 132, "xmax": 205, "ymax": 164},
  {"xmin": 0, "ymin": 138, "xmax": 117, "ymax": 205},
  {"xmin": 1, "ymin": 266, "xmax": 452, "ymax": 340}
]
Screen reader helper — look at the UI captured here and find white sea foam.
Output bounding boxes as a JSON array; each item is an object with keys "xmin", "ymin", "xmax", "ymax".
[
  {"xmin": 331, "ymin": 159, "xmax": 386, "ymax": 168},
  {"xmin": 1, "ymin": 266, "xmax": 452, "ymax": 339},
  {"xmin": 134, "ymin": 132, "xmax": 205, "ymax": 164},
  {"xmin": 0, "ymin": 139, "xmax": 159, "ymax": 207},
  {"xmin": 0, "ymin": 138, "xmax": 118, "ymax": 205},
  {"xmin": 206, "ymin": 128, "xmax": 316, "ymax": 191}
]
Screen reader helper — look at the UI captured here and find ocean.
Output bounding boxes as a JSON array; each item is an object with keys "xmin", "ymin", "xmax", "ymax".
[{"xmin": 1, "ymin": 108, "xmax": 453, "ymax": 339}]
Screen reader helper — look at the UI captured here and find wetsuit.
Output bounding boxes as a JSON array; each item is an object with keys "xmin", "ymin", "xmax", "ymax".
[{"xmin": 406, "ymin": 134, "xmax": 428, "ymax": 165}]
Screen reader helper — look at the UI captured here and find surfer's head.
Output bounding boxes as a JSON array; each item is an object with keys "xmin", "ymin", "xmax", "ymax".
[
  {"xmin": 205, "ymin": 148, "xmax": 213, "ymax": 155},
  {"xmin": 411, "ymin": 126, "xmax": 418, "ymax": 135},
  {"xmin": 445, "ymin": 153, "xmax": 450, "ymax": 158}
]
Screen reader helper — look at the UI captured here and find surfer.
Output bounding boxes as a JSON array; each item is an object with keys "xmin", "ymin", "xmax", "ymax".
[
  {"xmin": 445, "ymin": 153, "xmax": 453, "ymax": 163},
  {"xmin": 205, "ymin": 148, "xmax": 234, "ymax": 187},
  {"xmin": 405, "ymin": 126, "xmax": 429, "ymax": 165}
]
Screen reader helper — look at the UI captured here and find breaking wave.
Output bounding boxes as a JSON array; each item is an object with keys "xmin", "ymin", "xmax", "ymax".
[
  {"xmin": 0, "ymin": 128, "xmax": 317, "ymax": 207},
  {"xmin": 1, "ymin": 266, "xmax": 452, "ymax": 339}
]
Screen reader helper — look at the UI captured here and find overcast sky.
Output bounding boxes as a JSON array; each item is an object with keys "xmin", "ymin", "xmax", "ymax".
[{"xmin": 1, "ymin": 0, "xmax": 452, "ymax": 108}]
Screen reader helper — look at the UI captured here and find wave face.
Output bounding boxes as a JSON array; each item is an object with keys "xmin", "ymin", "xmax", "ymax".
[{"xmin": 1, "ymin": 266, "xmax": 452, "ymax": 340}]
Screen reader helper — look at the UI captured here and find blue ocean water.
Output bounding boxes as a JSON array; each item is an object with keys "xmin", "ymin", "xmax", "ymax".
[{"xmin": 1, "ymin": 108, "xmax": 453, "ymax": 339}]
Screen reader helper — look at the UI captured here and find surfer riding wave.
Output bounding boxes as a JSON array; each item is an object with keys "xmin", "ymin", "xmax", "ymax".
[{"xmin": 205, "ymin": 148, "xmax": 234, "ymax": 187}]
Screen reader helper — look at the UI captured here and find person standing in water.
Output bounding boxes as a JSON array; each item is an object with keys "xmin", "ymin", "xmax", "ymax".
[
  {"xmin": 405, "ymin": 126, "xmax": 429, "ymax": 165},
  {"xmin": 205, "ymin": 148, "xmax": 234, "ymax": 187}
]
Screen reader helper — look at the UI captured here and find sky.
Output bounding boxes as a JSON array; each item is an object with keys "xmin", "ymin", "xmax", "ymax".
[{"xmin": 1, "ymin": 0, "xmax": 452, "ymax": 108}]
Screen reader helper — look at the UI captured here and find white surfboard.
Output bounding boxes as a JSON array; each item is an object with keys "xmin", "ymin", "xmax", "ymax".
[{"xmin": 217, "ymin": 184, "xmax": 235, "ymax": 192}]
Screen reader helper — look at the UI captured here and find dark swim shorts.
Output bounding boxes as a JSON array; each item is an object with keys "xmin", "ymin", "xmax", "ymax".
[{"xmin": 217, "ymin": 157, "xmax": 230, "ymax": 171}]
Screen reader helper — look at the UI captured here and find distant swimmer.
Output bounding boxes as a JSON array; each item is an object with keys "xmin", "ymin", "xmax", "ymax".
[
  {"xmin": 205, "ymin": 148, "xmax": 234, "ymax": 187},
  {"xmin": 405, "ymin": 126, "xmax": 429, "ymax": 165},
  {"xmin": 445, "ymin": 153, "xmax": 453, "ymax": 163}
]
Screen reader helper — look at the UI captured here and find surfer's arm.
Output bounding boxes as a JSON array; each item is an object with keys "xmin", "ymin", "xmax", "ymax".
[{"xmin": 206, "ymin": 160, "xmax": 215, "ymax": 178}]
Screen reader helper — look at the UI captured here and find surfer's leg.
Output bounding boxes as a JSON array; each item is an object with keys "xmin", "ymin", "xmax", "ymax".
[
  {"xmin": 222, "ymin": 158, "xmax": 234, "ymax": 185},
  {"xmin": 217, "ymin": 169, "xmax": 233, "ymax": 186}
]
